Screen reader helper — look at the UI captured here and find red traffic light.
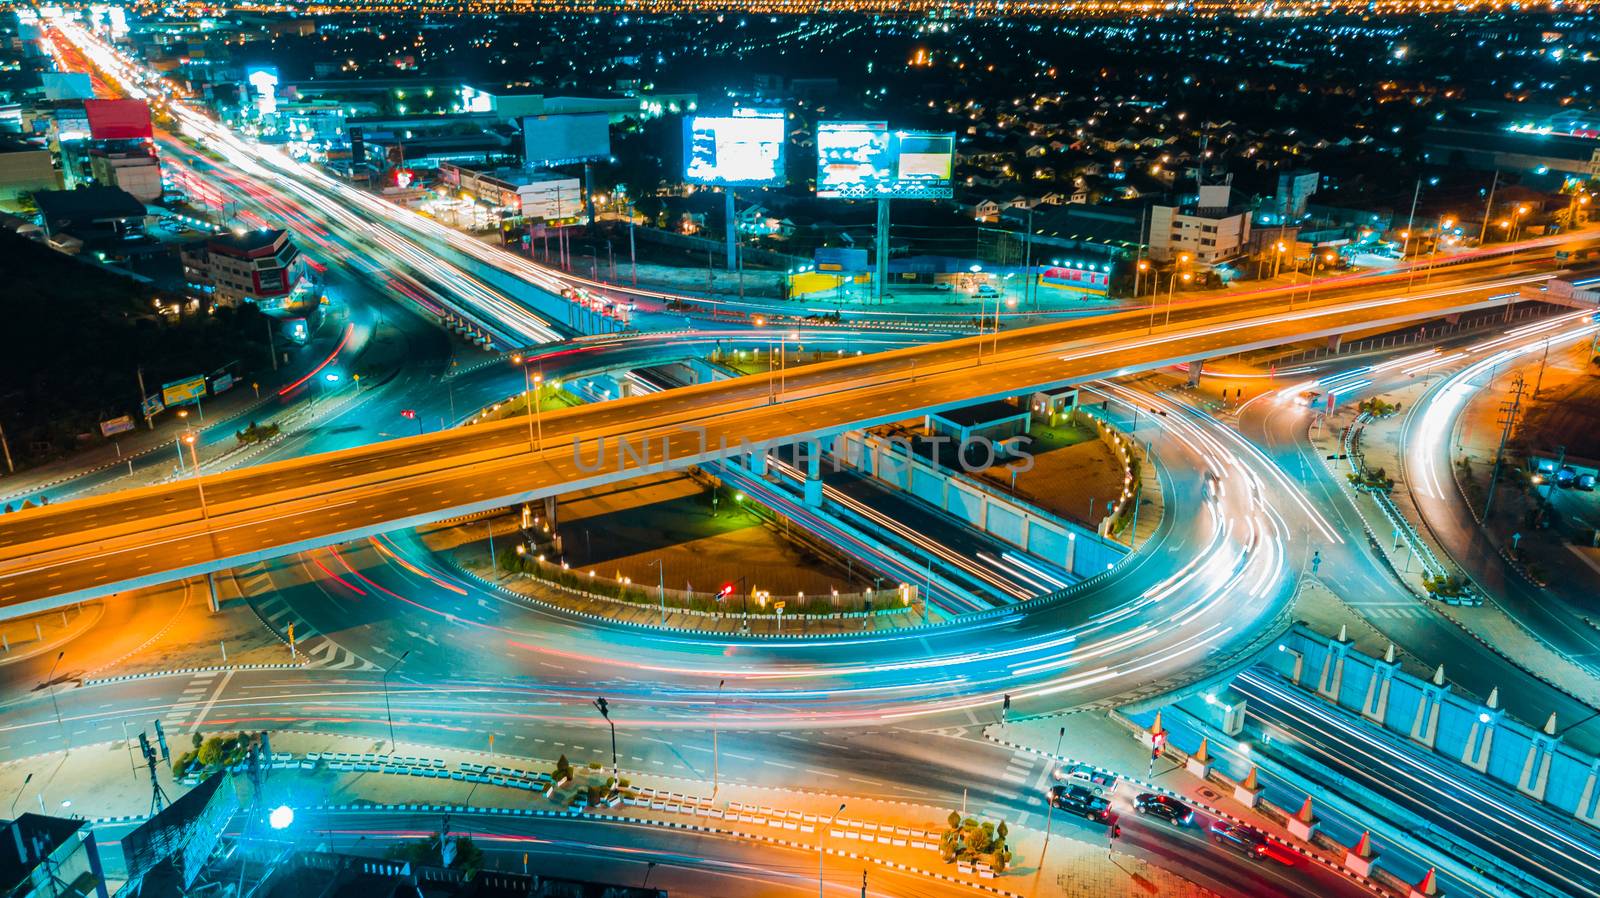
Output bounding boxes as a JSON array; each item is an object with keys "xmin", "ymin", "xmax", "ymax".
[
  {"xmin": 717, "ymin": 584, "xmax": 734, "ymax": 600},
  {"xmin": 1110, "ymin": 824, "xmax": 1122, "ymax": 840},
  {"xmin": 400, "ymin": 409, "xmax": 417, "ymax": 419}
]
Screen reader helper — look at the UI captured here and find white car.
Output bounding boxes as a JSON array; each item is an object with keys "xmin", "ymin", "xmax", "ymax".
[{"xmin": 1053, "ymin": 763, "xmax": 1118, "ymax": 796}]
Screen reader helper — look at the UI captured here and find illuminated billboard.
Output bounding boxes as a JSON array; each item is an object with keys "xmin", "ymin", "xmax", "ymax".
[
  {"xmin": 684, "ymin": 111, "xmax": 786, "ymax": 187},
  {"xmin": 816, "ymin": 122, "xmax": 954, "ymax": 199}
]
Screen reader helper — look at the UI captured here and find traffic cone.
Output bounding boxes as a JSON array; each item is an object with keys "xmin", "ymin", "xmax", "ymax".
[
  {"xmin": 1192, "ymin": 737, "xmax": 1210, "ymax": 764},
  {"xmin": 1295, "ymin": 798, "xmax": 1315, "ymax": 824},
  {"xmin": 1240, "ymin": 766, "xmax": 1258, "ymax": 791},
  {"xmin": 1352, "ymin": 831, "xmax": 1374, "ymax": 859}
]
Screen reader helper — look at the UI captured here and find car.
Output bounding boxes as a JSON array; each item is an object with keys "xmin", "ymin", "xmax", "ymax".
[
  {"xmin": 1134, "ymin": 793, "xmax": 1194, "ymax": 825},
  {"xmin": 1053, "ymin": 763, "xmax": 1119, "ymax": 796},
  {"xmin": 1047, "ymin": 784, "xmax": 1112, "ymax": 821},
  {"xmin": 1296, "ymin": 390, "xmax": 1322, "ymax": 406},
  {"xmin": 975, "ymin": 284, "xmax": 999, "ymax": 297},
  {"xmin": 1209, "ymin": 821, "xmax": 1270, "ymax": 860},
  {"xmin": 1577, "ymin": 473, "xmax": 1596, "ymax": 492},
  {"xmin": 934, "ymin": 282, "xmax": 954, "ymax": 292},
  {"xmin": 1554, "ymin": 467, "xmax": 1577, "ymax": 489}
]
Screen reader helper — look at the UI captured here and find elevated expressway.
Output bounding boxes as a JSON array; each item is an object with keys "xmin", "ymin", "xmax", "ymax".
[{"xmin": 0, "ymin": 270, "xmax": 1568, "ymax": 618}]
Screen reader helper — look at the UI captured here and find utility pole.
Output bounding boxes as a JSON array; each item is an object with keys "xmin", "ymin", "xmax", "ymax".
[
  {"xmin": 1483, "ymin": 373, "xmax": 1526, "ymax": 522},
  {"xmin": 137, "ymin": 367, "xmax": 154, "ymax": 430},
  {"xmin": 0, "ymin": 420, "xmax": 13, "ymax": 474},
  {"xmin": 1477, "ymin": 170, "xmax": 1499, "ymax": 247},
  {"xmin": 1402, "ymin": 178, "xmax": 1421, "ymax": 293}
]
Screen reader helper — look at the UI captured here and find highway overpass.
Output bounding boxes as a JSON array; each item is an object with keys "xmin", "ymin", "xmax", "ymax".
[{"xmin": 0, "ymin": 271, "xmax": 1570, "ymax": 617}]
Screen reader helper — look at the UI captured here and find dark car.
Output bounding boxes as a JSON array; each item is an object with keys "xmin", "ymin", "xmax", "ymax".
[
  {"xmin": 1209, "ymin": 821, "xmax": 1269, "ymax": 860},
  {"xmin": 1048, "ymin": 784, "xmax": 1112, "ymax": 822},
  {"xmin": 1134, "ymin": 793, "xmax": 1194, "ymax": 825}
]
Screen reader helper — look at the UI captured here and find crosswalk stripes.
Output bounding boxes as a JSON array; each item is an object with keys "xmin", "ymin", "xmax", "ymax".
[
  {"xmin": 163, "ymin": 671, "xmax": 218, "ymax": 726},
  {"xmin": 238, "ymin": 565, "xmax": 379, "ymax": 672},
  {"xmin": 1358, "ymin": 604, "xmax": 1430, "ymax": 620}
]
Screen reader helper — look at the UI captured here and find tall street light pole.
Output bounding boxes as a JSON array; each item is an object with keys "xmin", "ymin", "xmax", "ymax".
[
  {"xmin": 183, "ymin": 434, "xmax": 208, "ymax": 519},
  {"xmin": 383, "ymin": 649, "xmax": 411, "ymax": 753},
  {"xmin": 650, "ymin": 558, "xmax": 665, "ymax": 626},
  {"xmin": 593, "ymin": 697, "xmax": 618, "ymax": 789},
  {"xmin": 820, "ymin": 802, "xmax": 846, "ymax": 897},
  {"xmin": 712, "ymin": 678, "xmax": 725, "ymax": 796},
  {"xmin": 47, "ymin": 651, "xmax": 66, "ymax": 753}
]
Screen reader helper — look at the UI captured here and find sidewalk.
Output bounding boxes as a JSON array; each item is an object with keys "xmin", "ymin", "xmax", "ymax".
[{"xmin": 1, "ymin": 730, "xmax": 1211, "ymax": 897}]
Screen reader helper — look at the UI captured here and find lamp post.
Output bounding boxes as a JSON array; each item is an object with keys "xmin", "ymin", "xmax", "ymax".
[
  {"xmin": 593, "ymin": 697, "xmax": 618, "ymax": 790},
  {"xmin": 1511, "ymin": 204, "xmax": 1530, "ymax": 243},
  {"xmin": 712, "ymin": 678, "xmax": 725, "ymax": 796},
  {"xmin": 1161, "ymin": 271, "xmax": 1191, "ymax": 328},
  {"xmin": 1133, "ymin": 258, "xmax": 1149, "ymax": 298},
  {"xmin": 819, "ymin": 802, "xmax": 846, "ymax": 898},
  {"xmin": 650, "ymin": 557, "xmax": 665, "ymax": 626},
  {"xmin": 511, "ymin": 355, "xmax": 535, "ymax": 453},
  {"xmin": 183, "ymin": 434, "xmax": 208, "ymax": 519},
  {"xmin": 47, "ymin": 651, "xmax": 66, "ymax": 752},
  {"xmin": 383, "ymin": 649, "xmax": 411, "ymax": 752}
]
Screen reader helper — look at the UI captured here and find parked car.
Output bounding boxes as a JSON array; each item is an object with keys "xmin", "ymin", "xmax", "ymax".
[
  {"xmin": 1047, "ymin": 784, "xmax": 1112, "ymax": 822},
  {"xmin": 1554, "ymin": 467, "xmax": 1577, "ymax": 489},
  {"xmin": 934, "ymin": 282, "xmax": 954, "ymax": 292},
  {"xmin": 1054, "ymin": 763, "xmax": 1119, "ymax": 796},
  {"xmin": 1134, "ymin": 793, "xmax": 1194, "ymax": 825},
  {"xmin": 1209, "ymin": 821, "xmax": 1270, "ymax": 860},
  {"xmin": 975, "ymin": 283, "xmax": 999, "ymax": 297},
  {"xmin": 1577, "ymin": 472, "xmax": 1596, "ymax": 492}
]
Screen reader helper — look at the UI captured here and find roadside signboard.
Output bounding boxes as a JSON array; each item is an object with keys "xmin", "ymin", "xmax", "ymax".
[
  {"xmin": 161, "ymin": 375, "xmax": 206, "ymax": 408},
  {"xmin": 141, "ymin": 394, "xmax": 165, "ymax": 418},
  {"xmin": 211, "ymin": 373, "xmax": 235, "ymax": 394},
  {"xmin": 99, "ymin": 415, "xmax": 135, "ymax": 437}
]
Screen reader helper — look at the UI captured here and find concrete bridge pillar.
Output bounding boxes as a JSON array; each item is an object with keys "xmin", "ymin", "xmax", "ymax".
[
  {"xmin": 1409, "ymin": 665, "xmax": 1450, "ymax": 750},
  {"xmin": 1361, "ymin": 643, "xmax": 1399, "ymax": 723},
  {"xmin": 1065, "ymin": 532, "xmax": 1078, "ymax": 576},
  {"xmin": 804, "ymin": 439, "xmax": 824, "ymax": 507},
  {"xmin": 1187, "ymin": 359, "xmax": 1203, "ymax": 387},
  {"xmin": 1574, "ymin": 758, "xmax": 1600, "ymax": 827},
  {"xmin": 1518, "ymin": 714, "xmax": 1561, "ymax": 802},
  {"xmin": 1316, "ymin": 626, "xmax": 1353, "ymax": 700},
  {"xmin": 1326, "ymin": 333, "xmax": 1342, "ymax": 353},
  {"xmin": 749, "ymin": 448, "xmax": 768, "ymax": 476}
]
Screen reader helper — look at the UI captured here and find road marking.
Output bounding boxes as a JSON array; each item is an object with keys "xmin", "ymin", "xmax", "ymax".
[{"xmin": 188, "ymin": 669, "xmax": 234, "ymax": 734}]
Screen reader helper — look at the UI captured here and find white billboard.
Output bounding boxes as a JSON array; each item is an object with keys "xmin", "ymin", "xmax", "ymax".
[
  {"xmin": 523, "ymin": 113, "xmax": 611, "ymax": 166},
  {"xmin": 684, "ymin": 110, "xmax": 786, "ymax": 187}
]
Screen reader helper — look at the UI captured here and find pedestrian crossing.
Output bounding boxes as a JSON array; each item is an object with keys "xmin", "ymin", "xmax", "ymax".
[
  {"xmin": 238, "ymin": 563, "xmax": 377, "ymax": 671},
  {"xmin": 977, "ymin": 748, "xmax": 1047, "ymax": 827},
  {"xmin": 1356, "ymin": 603, "xmax": 1432, "ymax": 621}
]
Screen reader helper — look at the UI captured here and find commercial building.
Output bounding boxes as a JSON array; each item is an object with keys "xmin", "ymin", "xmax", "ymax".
[
  {"xmin": 0, "ymin": 139, "xmax": 58, "ymax": 207},
  {"xmin": 0, "ymin": 813, "xmax": 110, "ymax": 898},
  {"xmin": 438, "ymin": 162, "xmax": 582, "ymax": 222},
  {"xmin": 182, "ymin": 228, "xmax": 305, "ymax": 308},
  {"xmin": 87, "ymin": 147, "xmax": 162, "ymax": 202},
  {"xmin": 1422, "ymin": 126, "xmax": 1600, "ymax": 178},
  {"xmin": 1270, "ymin": 169, "xmax": 1320, "ymax": 220},
  {"xmin": 32, "ymin": 186, "xmax": 148, "ymax": 242},
  {"xmin": 1147, "ymin": 184, "xmax": 1252, "ymax": 264}
]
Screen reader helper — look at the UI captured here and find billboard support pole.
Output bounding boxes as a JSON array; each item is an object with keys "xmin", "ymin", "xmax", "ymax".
[
  {"xmin": 725, "ymin": 189, "xmax": 738, "ymax": 272},
  {"xmin": 583, "ymin": 163, "xmax": 596, "ymax": 226},
  {"xmin": 875, "ymin": 198, "xmax": 891, "ymax": 304},
  {"xmin": 137, "ymin": 367, "xmax": 153, "ymax": 430}
]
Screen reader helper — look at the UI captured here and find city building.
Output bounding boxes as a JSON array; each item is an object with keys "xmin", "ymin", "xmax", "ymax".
[
  {"xmin": 1270, "ymin": 169, "xmax": 1321, "ymax": 220},
  {"xmin": 86, "ymin": 147, "xmax": 161, "ymax": 202},
  {"xmin": 1422, "ymin": 126, "xmax": 1600, "ymax": 178},
  {"xmin": 437, "ymin": 162, "xmax": 583, "ymax": 222},
  {"xmin": 0, "ymin": 813, "xmax": 110, "ymax": 898},
  {"xmin": 0, "ymin": 138, "xmax": 58, "ymax": 208},
  {"xmin": 1147, "ymin": 184, "xmax": 1252, "ymax": 265},
  {"xmin": 32, "ymin": 185, "xmax": 148, "ymax": 243},
  {"xmin": 182, "ymin": 228, "xmax": 305, "ymax": 308}
]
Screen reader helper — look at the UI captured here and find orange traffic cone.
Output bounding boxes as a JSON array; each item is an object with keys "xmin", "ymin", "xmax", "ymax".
[
  {"xmin": 1352, "ymin": 831, "xmax": 1374, "ymax": 859},
  {"xmin": 1414, "ymin": 867, "xmax": 1440, "ymax": 897}
]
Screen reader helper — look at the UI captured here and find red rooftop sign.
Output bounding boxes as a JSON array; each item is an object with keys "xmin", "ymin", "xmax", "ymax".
[{"xmin": 84, "ymin": 98, "xmax": 153, "ymax": 140}]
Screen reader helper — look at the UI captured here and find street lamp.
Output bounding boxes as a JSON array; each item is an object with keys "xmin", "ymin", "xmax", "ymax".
[
  {"xmin": 511, "ymin": 355, "xmax": 539, "ymax": 453},
  {"xmin": 593, "ymin": 696, "xmax": 619, "ymax": 790},
  {"xmin": 383, "ymin": 649, "xmax": 411, "ymax": 752},
  {"xmin": 46, "ymin": 651, "xmax": 66, "ymax": 752},
  {"xmin": 182, "ymin": 434, "xmax": 208, "ymax": 519},
  {"xmin": 1134, "ymin": 258, "xmax": 1149, "ymax": 297},
  {"xmin": 649, "ymin": 557, "xmax": 665, "ymax": 626},
  {"xmin": 712, "ymin": 678, "xmax": 725, "ymax": 796},
  {"xmin": 819, "ymin": 802, "xmax": 846, "ymax": 897}
]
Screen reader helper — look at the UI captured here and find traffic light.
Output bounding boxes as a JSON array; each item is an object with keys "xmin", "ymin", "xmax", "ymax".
[
  {"xmin": 1151, "ymin": 730, "xmax": 1167, "ymax": 760},
  {"xmin": 717, "ymin": 583, "xmax": 734, "ymax": 601},
  {"xmin": 153, "ymin": 719, "xmax": 170, "ymax": 763},
  {"xmin": 400, "ymin": 409, "xmax": 417, "ymax": 420},
  {"xmin": 1111, "ymin": 824, "xmax": 1123, "ymax": 840}
]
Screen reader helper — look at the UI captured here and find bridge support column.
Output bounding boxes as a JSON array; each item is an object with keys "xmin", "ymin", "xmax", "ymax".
[
  {"xmin": 1326, "ymin": 334, "xmax": 1342, "ymax": 353},
  {"xmin": 1518, "ymin": 716, "xmax": 1561, "ymax": 802},
  {"xmin": 1316, "ymin": 628, "xmax": 1352, "ymax": 700},
  {"xmin": 1462, "ymin": 708, "xmax": 1502, "ymax": 774},
  {"xmin": 1065, "ymin": 532, "xmax": 1077, "ymax": 577},
  {"xmin": 804, "ymin": 439, "xmax": 824, "ymax": 507},
  {"xmin": 205, "ymin": 571, "xmax": 220, "ymax": 613},
  {"xmin": 1575, "ymin": 759, "xmax": 1600, "ymax": 827},
  {"xmin": 749, "ymin": 447, "xmax": 768, "ymax": 476},
  {"xmin": 1187, "ymin": 359, "xmax": 1203, "ymax": 387},
  {"xmin": 1361, "ymin": 644, "xmax": 1399, "ymax": 723},
  {"xmin": 1409, "ymin": 668, "xmax": 1450, "ymax": 750}
]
